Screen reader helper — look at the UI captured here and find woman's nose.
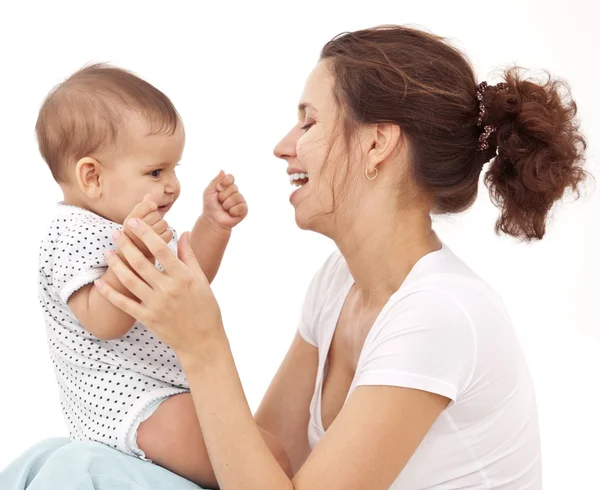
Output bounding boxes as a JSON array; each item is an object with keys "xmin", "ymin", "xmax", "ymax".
[{"xmin": 273, "ymin": 127, "xmax": 297, "ymax": 161}]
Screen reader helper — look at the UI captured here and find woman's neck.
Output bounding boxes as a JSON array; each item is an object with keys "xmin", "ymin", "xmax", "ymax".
[{"xmin": 335, "ymin": 209, "xmax": 441, "ymax": 305}]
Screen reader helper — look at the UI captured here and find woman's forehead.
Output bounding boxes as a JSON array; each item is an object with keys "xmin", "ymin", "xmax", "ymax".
[{"xmin": 299, "ymin": 61, "xmax": 335, "ymax": 112}]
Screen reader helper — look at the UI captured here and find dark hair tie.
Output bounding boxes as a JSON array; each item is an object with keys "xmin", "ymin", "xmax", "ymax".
[{"xmin": 476, "ymin": 81, "xmax": 508, "ymax": 152}]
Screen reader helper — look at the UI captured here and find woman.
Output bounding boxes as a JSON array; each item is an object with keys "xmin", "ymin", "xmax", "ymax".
[{"xmin": 3, "ymin": 25, "xmax": 587, "ymax": 490}]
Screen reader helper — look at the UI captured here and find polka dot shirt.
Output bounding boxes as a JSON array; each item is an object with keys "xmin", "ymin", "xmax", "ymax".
[{"xmin": 38, "ymin": 204, "xmax": 189, "ymax": 455}]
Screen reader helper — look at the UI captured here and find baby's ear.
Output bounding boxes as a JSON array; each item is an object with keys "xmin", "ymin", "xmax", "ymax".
[{"xmin": 75, "ymin": 157, "xmax": 102, "ymax": 199}]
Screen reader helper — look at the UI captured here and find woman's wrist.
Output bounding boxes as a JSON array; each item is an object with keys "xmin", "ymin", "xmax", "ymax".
[{"xmin": 176, "ymin": 327, "xmax": 231, "ymax": 374}]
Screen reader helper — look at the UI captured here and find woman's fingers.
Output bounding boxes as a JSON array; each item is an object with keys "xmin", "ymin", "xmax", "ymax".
[
  {"xmin": 177, "ymin": 232, "xmax": 207, "ymax": 282},
  {"xmin": 94, "ymin": 278, "xmax": 148, "ymax": 324},
  {"xmin": 104, "ymin": 250, "xmax": 154, "ymax": 302},
  {"xmin": 124, "ymin": 219, "xmax": 185, "ymax": 277},
  {"xmin": 113, "ymin": 229, "xmax": 164, "ymax": 287}
]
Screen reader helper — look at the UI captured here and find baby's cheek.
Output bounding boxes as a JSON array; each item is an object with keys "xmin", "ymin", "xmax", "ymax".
[{"xmin": 149, "ymin": 187, "xmax": 166, "ymax": 203}]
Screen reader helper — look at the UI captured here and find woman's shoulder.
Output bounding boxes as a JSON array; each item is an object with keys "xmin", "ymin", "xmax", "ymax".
[
  {"xmin": 378, "ymin": 244, "xmax": 513, "ymax": 345},
  {"xmin": 307, "ymin": 250, "xmax": 351, "ymax": 295},
  {"xmin": 298, "ymin": 251, "xmax": 351, "ymax": 347},
  {"xmin": 400, "ymin": 244, "xmax": 503, "ymax": 306}
]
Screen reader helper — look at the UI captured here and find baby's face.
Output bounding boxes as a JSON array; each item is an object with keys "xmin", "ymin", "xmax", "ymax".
[{"xmin": 97, "ymin": 115, "xmax": 185, "ymax": 225}]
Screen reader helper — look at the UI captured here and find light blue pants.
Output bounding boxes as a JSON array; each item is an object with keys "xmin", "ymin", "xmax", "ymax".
[{"xmin": 0, "ymin": 438, "xmax": 204, "ymax": 490}]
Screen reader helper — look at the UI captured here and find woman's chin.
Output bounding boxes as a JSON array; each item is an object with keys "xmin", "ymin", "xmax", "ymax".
[
  {"xmin": 294, "ymin": 211, "xmax": 311, "ymax": 230},
  {"xmin": 294, "ymin": 208, "xmax": 329, "ymax": 235}
]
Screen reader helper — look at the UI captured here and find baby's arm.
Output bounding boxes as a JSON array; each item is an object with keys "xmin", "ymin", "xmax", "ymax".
[
  {"xmin": 68, "ymin": 199, "xmax": 173, "ymax": 341},
  {"xmin": 190, "ymin": 216, "xmax": 231, "ymax": 284},
  {"xmin": 137, "ymin": 393, "xmax": 293, "ymax": 488},
  {"xmin": 68, "ymin": 267, "xmax": 138, "ymax": 340},
  {"xmin": 192, "ymin": 172, "xmax": 248, "ymax": 283}
]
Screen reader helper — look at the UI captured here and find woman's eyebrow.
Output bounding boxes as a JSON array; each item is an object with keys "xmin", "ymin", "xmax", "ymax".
[{"xmin": 298, "ymin": 102, "xmax": 317, "ymax": 113}]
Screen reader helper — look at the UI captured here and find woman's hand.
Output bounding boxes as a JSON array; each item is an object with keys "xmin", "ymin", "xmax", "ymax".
[
  {"xmin": 122, "ymin": 196, "xmax": 174, "ymax": 259},
  {"xmin": 95, "ymin": 218, "xmax": 225, "ymax": 361}
]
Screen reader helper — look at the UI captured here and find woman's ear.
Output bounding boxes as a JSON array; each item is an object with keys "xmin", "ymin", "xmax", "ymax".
[
  {"xmin": 366, "ymin": 123, "xmax": 402, "ymax": 173},
  {"xmin": 75, "ymin": 157, "xmax": 103, "ymax": 199}
]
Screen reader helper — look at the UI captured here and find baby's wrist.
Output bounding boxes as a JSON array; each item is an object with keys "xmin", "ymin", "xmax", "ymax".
[{"xmin": 197, "ymin": 214, "xmax": 233, "ymax": 235}]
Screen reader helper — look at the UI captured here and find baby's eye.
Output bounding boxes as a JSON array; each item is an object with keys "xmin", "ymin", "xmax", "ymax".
[{"xmin": 148, "ymin": 169, "xmax": 162, "ymax": 178}]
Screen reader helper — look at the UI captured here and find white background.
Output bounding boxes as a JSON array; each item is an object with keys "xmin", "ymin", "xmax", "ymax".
[{"xmin": 0, "ymin": 0, "xmax": 598, "ymax": 487}]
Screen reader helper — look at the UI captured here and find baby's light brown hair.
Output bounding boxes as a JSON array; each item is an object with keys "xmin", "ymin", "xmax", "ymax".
[{"xmin": 36, "ymin": 63, "xmax": 180, "ymax": 183}]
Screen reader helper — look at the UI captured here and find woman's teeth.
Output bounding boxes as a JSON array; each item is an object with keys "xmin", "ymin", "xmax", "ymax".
[{"xmin": 289, "ymin": 173, "xmax": 309, "ymax": 187}]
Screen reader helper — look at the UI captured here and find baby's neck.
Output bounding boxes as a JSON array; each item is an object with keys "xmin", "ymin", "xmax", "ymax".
[{"xmin": 61, "ymin": 186, "xmax": 111, "ymax": 221}]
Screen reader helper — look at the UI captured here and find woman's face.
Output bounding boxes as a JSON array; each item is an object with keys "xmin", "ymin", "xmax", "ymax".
[{"xmin": 274, "ymin": 61, "xmax": 363, "ymax": 235}]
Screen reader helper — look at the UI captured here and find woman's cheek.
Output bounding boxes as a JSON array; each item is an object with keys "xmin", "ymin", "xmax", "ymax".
[{"xmin": 297, "ymin": 134, "xmax": 321, "ymax": 169}]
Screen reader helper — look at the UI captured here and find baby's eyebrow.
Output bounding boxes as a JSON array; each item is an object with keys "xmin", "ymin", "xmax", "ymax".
[
  {"xmin": 144, "ymin": 161, "xmax": 172, "ymax": 168},
  {"xmin": 142, "ymin": 163, "xmax": 163, "ymax": 169}
]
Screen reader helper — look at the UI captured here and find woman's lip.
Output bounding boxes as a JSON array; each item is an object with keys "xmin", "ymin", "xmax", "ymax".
[
  {"xmin": 287, "ymin": 168, "xmax": 306, "ymax": 175},
  {"xmin": 289, "ymin": 181, "xmax": 308, "ymax": 205}
]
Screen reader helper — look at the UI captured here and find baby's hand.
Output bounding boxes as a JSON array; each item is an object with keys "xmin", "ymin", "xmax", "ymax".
[
  {"xmin": 122, "ymin": 196, "xmax": 173, "ymax": 258},
  {"xmin": 202, "ymin": 171, "xmax": 248, "ymax": 230}
]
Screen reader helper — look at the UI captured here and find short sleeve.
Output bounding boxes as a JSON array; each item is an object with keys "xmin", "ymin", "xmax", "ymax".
[
  {"xmin": 50, "ymin": 216, "xmax": 121, "ymax": 304},
  {"xmin": 356, "ymin": 289, "xmax": 477, "ymax": 402},
  {"xmin": 297, "ymin": 266, "xmax": 323, "ymax": 347},
  {"xmin": 297, "ymin": 252, "xmax": 343, "ymax": 347}
]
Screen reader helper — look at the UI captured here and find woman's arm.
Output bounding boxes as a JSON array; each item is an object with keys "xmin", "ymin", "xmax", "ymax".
[
  {"xmin": 180, "ymin": 339, "xmax": 448, "ymax": 490},
  {"xmin": 293, "ymin": 386, "xmax": 448, "ymax": 489},
  {"xmin": 254, "ymin": 332, "xmax": 318, "ymax": 474},
  {"xmin": 95, "ymin": 221, "xmax": 449, "ymax": 490}
]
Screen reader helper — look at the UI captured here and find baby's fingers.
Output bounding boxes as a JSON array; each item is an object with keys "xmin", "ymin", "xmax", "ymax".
[
  {"xmin": 204, "ymin": 170, "xmax": 226, "ymax": 195},
  {"xmin": 160, "ymin": 228, "xmax": 174, "ymax": 244},
  {"xmin": 143, "ymin": 211, "xmax": 163, "ymax": 227},
  {"xmin": 222, "ymin": 192, "xmax": 245, "ymax": 212},
  {"xmin": 218, "ymin": 183, "xmax": 239, "ymax": 203},
  {"xmin": 228, "ymin": 202, "xmax": 248, "ymax": 219},
  {"xmin": 128, "ymin": 197, "xmax": 158, "ymax": 221},
  {"xmin": 216, "ymin": 173, "xmax": 235, "ymax": 192},
  {"xmin": 151, "ymin": 219, "xmax": 169, "ymax": 237}
]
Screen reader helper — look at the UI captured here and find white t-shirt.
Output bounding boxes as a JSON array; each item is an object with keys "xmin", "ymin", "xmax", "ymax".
[
  {"xmin": 299, "ymin": 245, "xmax": 542, "ymax": 489},
  {"xmin": 38, "ymin": 204, "xmax": 189, "ymax": 458}
]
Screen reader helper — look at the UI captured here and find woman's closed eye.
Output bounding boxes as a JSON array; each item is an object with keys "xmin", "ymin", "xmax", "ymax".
[{"xmin": 301, "ymin": 121, "xmax": 315, "ymax": 131}]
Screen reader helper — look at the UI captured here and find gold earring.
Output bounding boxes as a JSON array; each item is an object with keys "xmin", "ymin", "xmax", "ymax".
[{"xmin": 365, "ymin": 167, "xmax": 378, "ymax": 181}]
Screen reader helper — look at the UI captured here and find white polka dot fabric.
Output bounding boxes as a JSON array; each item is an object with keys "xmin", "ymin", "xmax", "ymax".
[{"xmin": 38, "ymin": 204, "xmax": 189, "ymax": 457}]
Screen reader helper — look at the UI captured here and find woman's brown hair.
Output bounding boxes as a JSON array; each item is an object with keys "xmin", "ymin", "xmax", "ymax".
[{"xmin": 321, "ymin": 25, "xmax": 588, "ymax": 240}]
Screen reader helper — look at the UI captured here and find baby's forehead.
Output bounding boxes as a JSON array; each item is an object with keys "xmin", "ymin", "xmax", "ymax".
[
  {"xmin": 110, "ymin": 111, "xmax": 185, "ymax": 160},
  {"xmin": 111, "ymin": 107, "xmax": 182, "ymax": 140}
]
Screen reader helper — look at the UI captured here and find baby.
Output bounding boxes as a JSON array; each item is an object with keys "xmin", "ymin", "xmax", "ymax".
[{"xmin": 36, "ymin": 64, "xmax": 291, "ymax": 487}]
